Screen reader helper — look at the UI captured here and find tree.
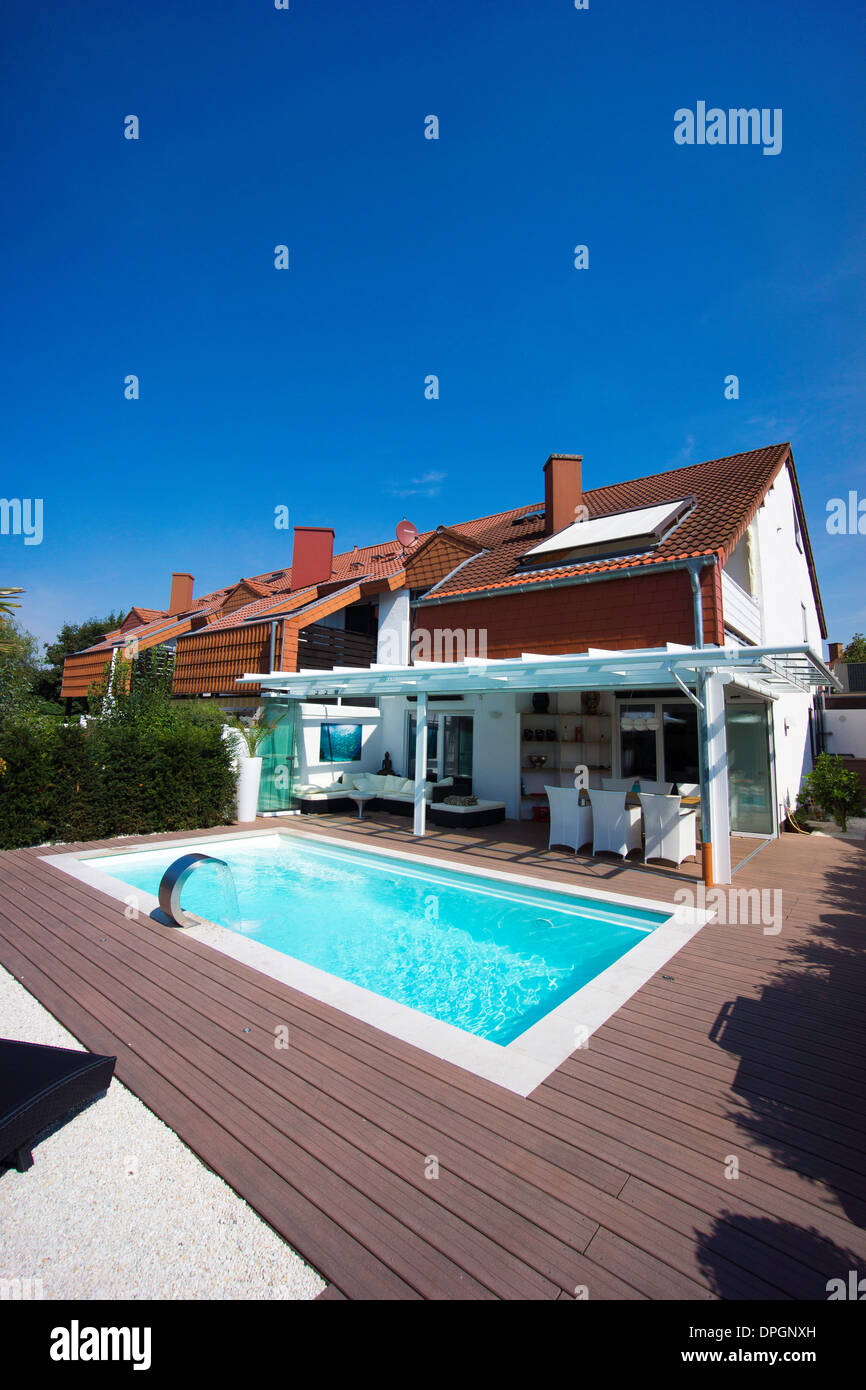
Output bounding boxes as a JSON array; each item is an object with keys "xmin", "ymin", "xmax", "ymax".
[
  {"xmin": 0, "ymin": 617, "xmax": 40, "ymax": 722},
  {"xmin": 36, "ymin": 610, "xmax": 125, "ymax": 706},
  {"xmin": 841, "ymin": 633, "xmax": 866, "ymax": 662},
  {"xmin": 0, "ymin": 587, "xmax": 24, "ymax": 651}
]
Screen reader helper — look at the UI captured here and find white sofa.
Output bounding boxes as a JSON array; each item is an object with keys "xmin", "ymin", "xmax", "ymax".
[{"xmin": 293, "ymin": 771, "xmax": 440, "ymax": 815}]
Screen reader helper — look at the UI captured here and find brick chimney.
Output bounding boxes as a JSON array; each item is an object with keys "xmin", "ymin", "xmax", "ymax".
[
  {"xmin": 828, "ymin": 642, "xmax": 843, "ymax": 664},
  {"xmin": 169, "ymin": 572, "xmax": 194, "ymax": 614},
  {"xmin": 543, "ymin": 454, "xmax": 583, "ymax": 535},
  {"xmin": 291, "ymin": 526, "xmax": 335, "ymax": 590}
]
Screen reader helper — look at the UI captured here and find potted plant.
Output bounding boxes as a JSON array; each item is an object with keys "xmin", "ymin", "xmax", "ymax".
[{"xmin": 230, "ymin": 714, "xmax": 278, "ymax": 821}]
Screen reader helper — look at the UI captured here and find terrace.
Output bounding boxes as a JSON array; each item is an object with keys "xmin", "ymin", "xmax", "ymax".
[{"xmin": 1, "ymin": 815, "xmax": 864, "ymax": 1300}]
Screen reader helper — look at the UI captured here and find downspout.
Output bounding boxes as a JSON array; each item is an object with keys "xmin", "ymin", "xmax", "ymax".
[{"xmin": 684, "ymin": 557, "xmax": 715, "ymax": 887}]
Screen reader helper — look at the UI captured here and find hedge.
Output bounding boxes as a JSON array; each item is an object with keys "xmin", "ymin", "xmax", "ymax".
[{"xmin": 0, "ymin": 717, "xmax": 237, "ymax": 850}]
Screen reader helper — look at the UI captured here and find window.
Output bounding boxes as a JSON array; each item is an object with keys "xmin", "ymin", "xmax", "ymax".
[
  {"xmin": 793, "ymin": 502, "xmax": 804, "ymax": 553},
  {"xmin": 619, "ymin": 704, "xmax": 658, "ymax": 781},
  {"xmin": 407, "ymin": 712, "xmax": 473, "ymax": 780},
  {"xmin": 801, "ymin": 604, "xmax": 808, "ymax": 641}
]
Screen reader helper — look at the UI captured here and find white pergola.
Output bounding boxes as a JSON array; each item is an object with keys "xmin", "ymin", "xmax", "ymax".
[{"xmin": 239, "ymin": 644, "xmax": 837, "ymax": 886}]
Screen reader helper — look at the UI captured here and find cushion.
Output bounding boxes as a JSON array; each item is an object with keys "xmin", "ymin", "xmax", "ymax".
[
  {"xmin": 383, "ymin": 775, "xmax": 405, "ymax": 793},
  {"xmin": 400, "ymin": 778, "xmax": 415, "ymax": 794},
  {"xmin": 352, "ymin": 773, "xmax": 376, "ymax": 791},
  {"xmin": 438, "ymin": 776, "xmax": 454, "ymax": 788}
]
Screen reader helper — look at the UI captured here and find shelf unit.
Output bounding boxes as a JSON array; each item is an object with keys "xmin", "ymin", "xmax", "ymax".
[{"xmin": 519, "ymin": 697, "xmax": 613, "ymax": 818}]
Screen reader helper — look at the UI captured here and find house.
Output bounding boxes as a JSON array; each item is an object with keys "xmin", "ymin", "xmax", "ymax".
[{"xmin": 61, "ymin": 442, "xmax": 835, "ymax": 881}]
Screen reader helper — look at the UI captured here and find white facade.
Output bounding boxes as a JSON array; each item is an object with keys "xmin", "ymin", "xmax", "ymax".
[{"xmin": 721, "ymin": 463, "xmax": 825, "ymax": 825}]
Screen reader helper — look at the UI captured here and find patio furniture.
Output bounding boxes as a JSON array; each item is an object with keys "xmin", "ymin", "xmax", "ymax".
[
  {"xmin": 639, "ymin": 792, "xmax": 698, "ymax": 868},
  {"xmin": 676, "ymin": 782, "xmax": 700, "ymax": 797},
  {"xmin": 602, "ymin": 777, "xmax": 636, "ymax": 792},
  {"xmin": 0, "ymin": 1038, "xmax": 116, "ymax": 1172},
  {"xmin": 636, "ymin": 779, "xmax": 673, "ymax": 794},
  {"xmin": 347, "ymin": 791, "xmax": 376, "ymax": 821},
  {"xmin": 428, "ymin": 799, "xmax": 506, "ymax": 829},
  {"xmin": 545, "ymin": 786, "xmax": 593, "ymax": 853},
  {"xmin": 588, "ymin": 789, "xmax": 643, "ymax": 860}
]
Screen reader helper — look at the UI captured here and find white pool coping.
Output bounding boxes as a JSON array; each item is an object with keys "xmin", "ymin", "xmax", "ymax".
[{"xmin": 42, "ymin": 828, "xmax": 714, "ymax": 1097}]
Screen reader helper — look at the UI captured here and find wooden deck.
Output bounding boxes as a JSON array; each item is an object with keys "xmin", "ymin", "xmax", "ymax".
[{"xmin": 1, "ymin": 813, "xmax": 864, "ymax": 1300}]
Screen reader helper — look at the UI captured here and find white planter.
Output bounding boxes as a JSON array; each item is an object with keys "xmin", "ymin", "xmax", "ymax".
[{"xmin": 237, "ymin": 756, "xmax": 263, "ymax": 822}]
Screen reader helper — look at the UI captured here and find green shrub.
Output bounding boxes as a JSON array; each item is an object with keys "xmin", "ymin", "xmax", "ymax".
[
  {"xmin": 798, "ymin": 753, "xmax": 864, "ymax": 832},
  {"xmin": 0, "ymin": 714, "xmax": 237, "ymax": 850}
]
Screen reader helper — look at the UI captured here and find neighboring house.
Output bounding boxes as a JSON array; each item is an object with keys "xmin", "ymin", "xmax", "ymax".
[
  {"xmin": 62, "ymin": 441, "xmax": 833, "ymax": 872},
  {"xmin": 821, "ymin": 645, "xmax": 866, "ymax": 789}
]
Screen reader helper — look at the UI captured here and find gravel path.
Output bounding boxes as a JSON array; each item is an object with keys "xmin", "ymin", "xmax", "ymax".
[{"xmin": 0, "ymin": 964, "xmax": 325, "ymax": 1300}]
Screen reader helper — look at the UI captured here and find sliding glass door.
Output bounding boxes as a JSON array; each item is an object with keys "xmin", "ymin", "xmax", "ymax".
[
  {"xmin": 407, "ymin": 712, "xmax": 473, "ymax": 780},
  {"xmin": 726, "ymin": 703, "xmax": 774, "ymax": 834}
]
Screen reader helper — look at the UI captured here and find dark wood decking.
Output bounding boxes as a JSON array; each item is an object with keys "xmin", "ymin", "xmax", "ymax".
[{"xmin": 0, "ymin": 814, "xmax": 864, "ymax": 1300}]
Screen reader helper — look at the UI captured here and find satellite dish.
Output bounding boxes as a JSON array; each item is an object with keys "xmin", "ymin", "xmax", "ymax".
[{"xmin": 396, "ymin": 518, "xmax": 419, "ymax": 548}]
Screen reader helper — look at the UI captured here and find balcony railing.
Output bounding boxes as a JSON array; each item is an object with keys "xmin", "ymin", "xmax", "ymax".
[
  {"xmin": 296, "ymin": 623, "xmax": 377, "ymax": 671},
  {"xmin": 721, "ymin": 569, "xmax": 762, "ymax": 645}
]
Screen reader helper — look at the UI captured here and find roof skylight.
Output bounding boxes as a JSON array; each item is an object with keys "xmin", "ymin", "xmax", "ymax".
[{"xmin": 522, "ymin": 497, "xmax": 695, "ymax": 565}]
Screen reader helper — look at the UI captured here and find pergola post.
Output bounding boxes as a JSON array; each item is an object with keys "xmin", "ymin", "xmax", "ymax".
[
  {"xmin": 698, "ymin": 672, "xmax": 732, "ymax": 885},
  {"xmin": 413, "ymin": 692, "xmax": 428, "ymax": 836}
]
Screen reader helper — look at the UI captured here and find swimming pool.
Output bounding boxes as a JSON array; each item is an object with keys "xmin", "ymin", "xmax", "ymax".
[{"xmin": 46, "ymin": 830, "xmax": 711, "ymax": 1094}]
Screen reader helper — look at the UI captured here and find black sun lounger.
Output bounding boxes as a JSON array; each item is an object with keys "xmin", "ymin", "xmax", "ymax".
[{"xmin": 0, "ymin": 1039, "xmax": 116, "ymax": 1172}]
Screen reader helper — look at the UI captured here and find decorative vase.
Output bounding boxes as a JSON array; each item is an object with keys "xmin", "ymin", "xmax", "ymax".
[
  {"xmin": 237, "ymin": 756, "xmax": 263, "ymax": 822},
  {"xmin": 531, "ymin": 692, "xmax": 550, "ymax": 713}
]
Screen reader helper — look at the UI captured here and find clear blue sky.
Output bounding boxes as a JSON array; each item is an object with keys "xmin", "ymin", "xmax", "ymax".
[{"xmin": 2, "ymin": 0, "xmax": 864, "ymax": 652}]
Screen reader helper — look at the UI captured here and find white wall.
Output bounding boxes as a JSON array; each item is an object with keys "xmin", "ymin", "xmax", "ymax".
[
  {"xmin": 748, "ymin": 464, "xmax": 825, "ymax": 816},
  {"xmin": 377, "ymin": 590, "xmax": 411, "ymax": 665},
  {"xmin": 751, "ymin": 464, "xmax": 823, "ymax": 651},
  {"xmin": 768, "ymin": 692, "xmax": 815, "ymax": 822},
  {"xmin": 294, "ymin": 702, "xmax": 382, "ymax": 787},
  {"xmin": 825, "ymin": 708, "xmax": 866, "ymax": 759},
  {"xmin": 378, "ymin": 692, "xmax": 522, "ymax": 817}
]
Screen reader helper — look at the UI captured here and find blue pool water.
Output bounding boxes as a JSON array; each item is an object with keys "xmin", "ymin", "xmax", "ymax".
[{"xmin": 86, "ymin": 835, "xmax": 669, "ymax": 1046}]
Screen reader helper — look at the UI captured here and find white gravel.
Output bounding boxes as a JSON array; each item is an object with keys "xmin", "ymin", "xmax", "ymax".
[{"xmin": 0, "ymin": 964, "xmax": 325, "ymax": 1300}]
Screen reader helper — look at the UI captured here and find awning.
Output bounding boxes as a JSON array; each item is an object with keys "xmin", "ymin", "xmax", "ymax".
[{"xmin": 238, "ymin": 643, "xmax": 839, "ymax": 701}]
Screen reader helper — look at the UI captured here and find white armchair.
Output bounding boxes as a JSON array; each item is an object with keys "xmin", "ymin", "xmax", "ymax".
[
  {"xmin": 546, "ymin": 787, "xmax": 593, "ymax": 854},
  {"xmin": 639, "ymin": 793, "xmax": 698, "ymax": 868},
  {"xmin": 588, "ymin": 789, "xmax": 642, "ymax": 860}
]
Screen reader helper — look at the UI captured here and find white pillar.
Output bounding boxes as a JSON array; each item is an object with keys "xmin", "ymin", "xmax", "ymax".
[
  {"xmin": 702, "ymin": 672, "xmax": 732, "ymax": 884},
  {"xmin": 413, "ymin": 692, "xmax": 428, "ymax": 836},
  {"xmin": 377, "ymin": 589, "xmax": 411, "ymax": 666}
]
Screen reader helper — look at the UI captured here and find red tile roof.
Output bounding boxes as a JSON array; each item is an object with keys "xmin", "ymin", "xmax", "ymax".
[
  {"xmin": 419, "ymin": 443, "xmax": 795, "ymax": 600},
  {"xmin": 67, "ymin": 441, "xmax": 824, "ymax": 669}
]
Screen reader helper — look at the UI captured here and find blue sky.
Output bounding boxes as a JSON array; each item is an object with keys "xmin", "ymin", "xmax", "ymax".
[{"xmin": 2, "ymin": 0, "xmax": 864, "ymax": 652}]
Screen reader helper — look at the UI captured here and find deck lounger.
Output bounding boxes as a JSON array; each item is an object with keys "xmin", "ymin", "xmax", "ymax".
[
  {"xmin": 639, "ymin": 793, "xmax": 698, "ymax": 868},
  {"xmin": 588, "ymin": 789, "xmax": 642, "ymax": 860},
  {"xmin": 545, "ymin": 787, "xmax": 593, "ymax": 853},
  {"xmin": 0, "ymin": 1039, "xmax": 116, "ymax": 1173}
]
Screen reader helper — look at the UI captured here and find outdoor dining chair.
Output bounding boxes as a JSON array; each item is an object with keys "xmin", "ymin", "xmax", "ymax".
[
  {"xmin": 635, "ymin": 779, "xmax": 673, "ymax": 794},
  {"xmin": 602, "ymin": 777, "xmax": 635, "ymax": 792},
  {"xmin": 545, "ymin": 786, "xmax": 592, "ymax": 854},
  {"xmin": 638, "ymin": 792, "xmax": 698, "ymax": 868},
  {"xmin": 588, "ymin": 788, "xmax": 642, "ymax": 860}
]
